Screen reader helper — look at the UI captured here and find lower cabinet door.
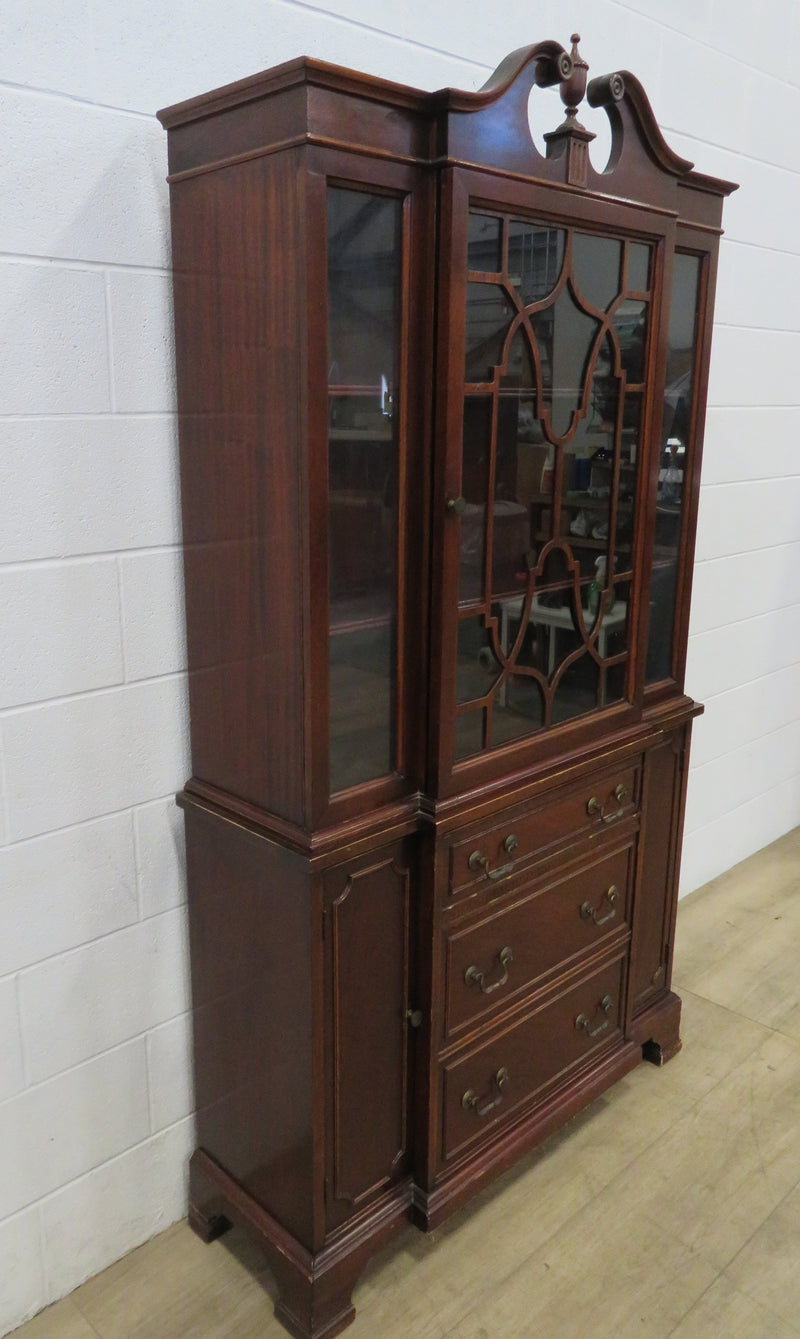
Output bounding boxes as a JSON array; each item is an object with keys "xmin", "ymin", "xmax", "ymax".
[{"xmin": 323, "ymin": 840, "xmax": 414, "ymax": 1229}]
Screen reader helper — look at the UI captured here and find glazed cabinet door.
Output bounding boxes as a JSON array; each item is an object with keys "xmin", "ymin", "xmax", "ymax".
[
  {"xmin": 322, "ymin": 839, "xmax": 416, "ymax": 1231},
  {"xmin": 308, "ymin": 152, "xmax": 432, "ymax": 826},
  {"xmin": 644, "ymin": 230, "xmax": 720, "ymax": 698},
  {"xmin": 430, "ymin": 169, "xmax": 671, "ymax": 791}
]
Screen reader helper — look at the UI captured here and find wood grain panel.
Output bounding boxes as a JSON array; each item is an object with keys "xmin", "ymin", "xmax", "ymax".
[
  {"xmin": 324, "ymin": 845, "xmax": 412, "ymax": 1230},
  {"xmin": 182, "ymin": 799, "xmax": 315, "ymax": 1247},
  {"xmin": 170, "ymin": 150, "xmax": 308, "ymax": 824}
]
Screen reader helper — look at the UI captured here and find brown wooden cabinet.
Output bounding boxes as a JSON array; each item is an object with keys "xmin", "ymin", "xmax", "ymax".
[{"xmin": 158, "ymin": 34, "xmax": 735, "ymax": 1339}]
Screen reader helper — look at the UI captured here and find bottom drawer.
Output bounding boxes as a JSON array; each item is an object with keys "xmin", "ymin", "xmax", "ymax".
[{"xmin": 442, "ymin": 957, "xmax": 624, "ymax": 1162}]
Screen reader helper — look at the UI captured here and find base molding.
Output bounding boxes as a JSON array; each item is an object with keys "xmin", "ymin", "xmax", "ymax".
[
  {"xmin": 189, "ymin": 1150, "xmax": 412, "ymax": 1339},
  {"xmin": 631, "ymin": 990, "xmax": 683, "ymax": 1066},
  {"xmin": 413, "ymin": 1039, "xmax": 641, "ymax": 1232}
]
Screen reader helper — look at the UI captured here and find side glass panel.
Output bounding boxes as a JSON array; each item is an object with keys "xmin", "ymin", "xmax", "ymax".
[
  {"xmin": 327, "ymin": 187, "xmax": 402, "ymax": 794},
  {"xmin": 454, "ymin": 213, "xmax": 653, "ymax": 762},
  {"xmin": 646, "ymin": 252, "xmax": 702, "ymax": 683}
]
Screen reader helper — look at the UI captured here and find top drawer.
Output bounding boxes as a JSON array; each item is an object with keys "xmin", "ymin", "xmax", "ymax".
[{"xmin": 447, "ymin": 761, "xmax": 640, "ymax": 900}]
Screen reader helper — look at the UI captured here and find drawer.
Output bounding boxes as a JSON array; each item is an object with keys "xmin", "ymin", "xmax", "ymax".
[
  {"xmin": 447, "ymin": 761, "xmax": 640, "ymax": 899},
  {"xmin": 444, "ymin": 844, "xmax": 633, "ymax": 1039},
  {"xmin": 442, "ymin": 956, "xmax": 624, "ymax": 1163}
]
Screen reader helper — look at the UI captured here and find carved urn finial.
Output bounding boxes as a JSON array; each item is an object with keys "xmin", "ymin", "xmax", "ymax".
[
  {"xmin": 559, "ymin": 34, "xmax": 589, "ymax": 121},
  {"xmin": 543, "ymin": 33, "xmax": 595, "ymax": 188}
]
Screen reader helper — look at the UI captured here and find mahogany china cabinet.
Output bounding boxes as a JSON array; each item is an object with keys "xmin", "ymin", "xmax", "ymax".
[{"xmin": 158, "ymin": 34, "xmax": 735, "ymax": 1339}]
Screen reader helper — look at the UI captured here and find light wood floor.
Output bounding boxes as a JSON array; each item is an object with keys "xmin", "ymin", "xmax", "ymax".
[{"xmin": 14, "ymin": 827, "xmax": 800, "ymax": 1339}]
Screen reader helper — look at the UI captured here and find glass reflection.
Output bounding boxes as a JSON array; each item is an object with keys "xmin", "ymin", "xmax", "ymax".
[
  {"xmin": 459, "ymin": 397, "xmax": 492, "ymax": 604},
  {"xmin": 493, "ymin": 674, "xmax": 544, "ymax": 743},
  {"xmin": 508, "ymin": 221, "xmax": 564, "ymax": 304},
  {"xmin": 456, "ymin": 614, "xmax": 499, "ymax": 704},
  {"xmin": 627, "ymin": 242, "xmax": 651, "ymax": 293},
  {"xmin": 465, "ymin": 283, "xmax": 516, "ymax": 381},
  {"xmin": 572, "ymin": 233, "xmax": 622, "ymax": 312},
  {"xmin": 552, "ymin": 654, "xmax": 600, "ymax": 723},
  {"xmin": 613, "ymin": 300, "xmax": 648, "ymax": 383},
  {"xmin": 468, "ymin": 213, "xmax": 502, "ymax": 273},
  {"xmin": 531, "ymin": 287, "xmax": 600, "ymax": 436},
  {"xmin": 455, "ymin": 709, "xmax": 485, "ymax": 761}
]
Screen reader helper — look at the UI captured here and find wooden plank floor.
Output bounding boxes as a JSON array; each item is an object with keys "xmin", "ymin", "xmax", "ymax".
[{"xmin": 13, "ymin": 827, "xmax": 800, "ymax": 1339}]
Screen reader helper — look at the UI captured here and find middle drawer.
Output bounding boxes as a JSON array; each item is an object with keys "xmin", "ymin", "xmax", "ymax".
[{"xmin": 443, "ymin": 842, "xmax": 633, "ymax": 1041}]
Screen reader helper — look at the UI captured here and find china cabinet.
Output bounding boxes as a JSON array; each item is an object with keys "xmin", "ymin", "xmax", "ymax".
[{"xmin": 158, "ymin": 34, "xmax": 735, "ymax": 1339}]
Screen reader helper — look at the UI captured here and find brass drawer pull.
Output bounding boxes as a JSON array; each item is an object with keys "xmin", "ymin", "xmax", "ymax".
[
  {"xmin": 575, "ymin": 993, "xmax": 614, "ymax": 1038},
  {"xmin": 580, "ymin": 884, "xmax": 618, "ymax": 927},
  {"xmin": 446, "ymin": 495, "xmax": 467, "ymax": 516},
  {"xmin": 462, "ymin": 1066, "xmax": 509, "ymax": 1117},
  {"xmin": 587, "ymin": 783, "xmax": 628, "ymax": 824},
  {"xmin": 464, "ymin": 946, "xmax": 513, "ymax": 995},
  {"xmin": 468, "ymin": 834, "xmax": 519, "ymax": 881}
]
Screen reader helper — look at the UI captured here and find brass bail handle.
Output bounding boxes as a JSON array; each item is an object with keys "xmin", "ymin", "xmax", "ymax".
[
  {"xmin": 575, "ymin": 994, "xmax": 614, "ymax": 1038},
  {"xmin": 462, "ymin": 1066, "xmax": 510, "ymax": 1118},
  {"xmin": 468, "ymin": 834, "xmax": 519, "ymax": 881},
  {"xmin": 579, "ymin": 885, "xmax": 618, "ymax": 927},
  {"xmin": 587, "ymin": 783, "xmax": 628, "ymax": 824},
  {"xmin": 464, "ymin": 946, "xmax": 513, "ymax": 995}
]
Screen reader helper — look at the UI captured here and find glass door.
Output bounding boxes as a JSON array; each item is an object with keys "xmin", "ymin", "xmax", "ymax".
[
  {"xmin": 326, "ymin": 185, "xmax": 406, "ymax": 799},
  {"xmin": 645, "ymin": 250, "xmax": 704, "ymax": 685},
  {"xmin": 443, "ymin": 191, "xmax": 659, "ymax": 769}
]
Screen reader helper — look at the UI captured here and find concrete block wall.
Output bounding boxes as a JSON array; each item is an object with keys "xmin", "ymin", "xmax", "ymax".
[{"xmin": 1, "ymin": 0, "xmax": 798, "ymax": 1331}]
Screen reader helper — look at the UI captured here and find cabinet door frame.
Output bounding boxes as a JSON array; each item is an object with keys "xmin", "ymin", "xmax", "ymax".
[
  {"xmin": 642, "ymin": 223, "xmax": 721, "ymax": 705},
  {"xmin": 304, "ymin": 148, "xmax": 435, "ymax": 829},
  {"xmin": 428, "ymin": 166, "xmax": 674, "ymax": 797}
]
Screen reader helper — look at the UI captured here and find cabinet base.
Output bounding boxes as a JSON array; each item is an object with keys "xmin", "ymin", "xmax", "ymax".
[
  {"xmin": 188, "ymin": 1150, "xmax": 412, "ymax": 1339},
  {"xmin": 414, "ymin": 1038, "xmax": 642, "ymax": 1232},
  {"xmin": 632, "ymin": 990, "xmax": 683, "ymax": 1066}
]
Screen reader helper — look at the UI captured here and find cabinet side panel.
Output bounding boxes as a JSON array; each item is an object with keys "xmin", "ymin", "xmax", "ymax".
[
  {"xmin": 170, "ymin": 149, "xmax": 307, "ymax": 823},
  {"xmin": 183, "ymin": 803, "xmax": 315, "ymax": 1247},
  {"xmin": 630, "ymin": 729, "xmax": 687, "ymax": 1014}
]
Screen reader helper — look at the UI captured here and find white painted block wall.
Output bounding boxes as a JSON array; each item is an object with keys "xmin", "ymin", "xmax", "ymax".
[{"xmin": 1, "ymin": 0, "xmax": 798, "ymax": 1331}]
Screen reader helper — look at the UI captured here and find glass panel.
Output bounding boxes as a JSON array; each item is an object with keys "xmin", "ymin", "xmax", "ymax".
[
  {"xmin": 532, "ymin": 288, "xmax": 600, "ymax": 437},
  {"xmin": 491, "ymin": 332, "xmax": 537, "ymax": 598},
  {"xmin": 327, "ymin": 187, "xmax": 401, "ymax": 793},
  {"xmin": 552, "ymin": 653, "xmax": 600, "ymax": 724},
  {"xmin": 508, "ymin": 221, "xmax": 565, "ymax": 305},
  {"xmin": 614, "ymin": 299, "xmax": 648, "ymax": 383},
  {"xmin": 468, "ymin": 212, "xmax": 502, "ymax": 273},
  {"xmin": 454, "ymin": 211, "xmax": 657, "ymax": 763},
  {"xmin": 455, "ymin": 709, "xmax": 485, "ymax": 761},
  {"xmin": 530, "ymin": 589, "xmax": 578, "ymax": 683},
  {"xmin": 465, "ymin": 283, "xmax": 516, "ymax": 381},
  {"xmin": 647, "ymin": 253, "xmax": 702, "ymax": 683},
  {"xmin": 558, "ymin": 334, "xmax": 619, "ymax": 571},
  {"xmin": 572, "ymin": 233, "xmax": 622, "ymax": 312},
  {"xmin": 616, "ymin": 394, "xmax": 641, "ymax": 575},
  {"xmin": 627, "ymin": 242, "xmax": 651, "ymax": 293},
  {"xmin": 493, "ymin": 673, "xmax": 544, "ymax": 744},
  {"xmin": 460, "ymin": 396, "xmax": 492, "ymax": 604},
  {"xmin": 456, "ymin": 614, "xmax": 500, "ymax": 705}
]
